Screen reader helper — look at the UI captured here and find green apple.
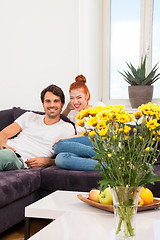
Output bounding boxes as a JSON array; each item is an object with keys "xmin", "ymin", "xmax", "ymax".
[
  {"xmin": 99, "ymin": 187, "xmax": 113, "ymax": 205},
  {"xmin": 89, "ymin": 189, "xmax": 100, "ymax": 202}
]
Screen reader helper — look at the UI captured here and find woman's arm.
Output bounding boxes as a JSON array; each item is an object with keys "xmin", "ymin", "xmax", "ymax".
[{"xmin": 62, "ymin": 102, "xmax": 74, "ymax": 116}]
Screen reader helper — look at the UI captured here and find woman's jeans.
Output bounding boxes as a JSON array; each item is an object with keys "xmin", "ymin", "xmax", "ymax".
[
  {"xmin": 54, "ymin": 136, "xmax": 101, "ymax": 171},
  {"xmin": 0, "ymin": 148, "xmax": 25, "ymax": 171}
]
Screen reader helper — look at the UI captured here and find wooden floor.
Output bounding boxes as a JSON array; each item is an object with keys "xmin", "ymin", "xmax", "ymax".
[{"xmin": 0, "ymin": 218, "xmax": 51, "ymax": 240}]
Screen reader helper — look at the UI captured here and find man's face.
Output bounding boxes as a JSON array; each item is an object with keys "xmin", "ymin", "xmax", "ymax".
[{"xmin": 43, "ymin": 91, "xmax": 64, "ymax": 119}]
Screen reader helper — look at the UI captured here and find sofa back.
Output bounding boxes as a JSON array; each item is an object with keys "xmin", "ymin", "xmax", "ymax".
[{"xmin": 0, "ymin": 107, "xmax": 75, "ymax": 132}]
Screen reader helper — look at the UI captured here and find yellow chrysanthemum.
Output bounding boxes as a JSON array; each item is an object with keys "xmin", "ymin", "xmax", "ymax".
[
  {"xmin": 88, "ymin": 106, "xmax": 106, "ymax": 116},
  {"xmin": 87, "ymin": 117, "xmax": 98, "ymax": 127},
  {"xmin": 124, "ymin": 125, "xmax": 131, "ymax": 134},
  {"xmin": 116, "ymin": 128, "xmax": 123, "ymax": 133},
  {"xmin": 89, "ymin": 130, "xmax": 96, "ymax": 137},
  {"xmin": 96, "ymin": 121, "xmax": 106, "ymax": 130},
  {"xmin": 116, "ymin": 113, "xmax": 131, "ymax": 124},
  {"xmin": 82, "ymin": 131, "xmax": 87, "ymax": 136},
  {"xmin": 146, "ymin": 119, "xmax": 160, "ymax": 131},
  {"xmin": 96, "ymin": 110, "xmax": 110, "ymax": 121},
  {"xmin": 76, "ymin": 119, "xmax": 84, "ymax": 126},
  {"xmin": 133, "ymin": 111, "xmax": 143, "ymax": 119},
  {"xmin": 99, "ymin": 128, "xmax": 108, "ymax": 137},
  {"xmin": 138, "ymin": 102, "xmax": 160, "ymax": 118},
  {"xmin": 76, "ymin": 109, "xmax": 89, "ymax": 119}
]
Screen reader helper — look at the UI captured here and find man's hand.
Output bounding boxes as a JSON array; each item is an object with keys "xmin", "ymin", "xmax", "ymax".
[{"xmin": 25, "ymin": 157, "xmax": 54, "ymax": 168}]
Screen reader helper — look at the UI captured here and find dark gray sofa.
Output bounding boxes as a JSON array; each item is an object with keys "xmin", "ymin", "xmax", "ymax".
[
  {"xmin": 0, "ymin": 107, "xmax": 102, "ymax": 233},
  {"xmin": 0, "ymin": 107, "xmax": 160, "ymax": 234}
]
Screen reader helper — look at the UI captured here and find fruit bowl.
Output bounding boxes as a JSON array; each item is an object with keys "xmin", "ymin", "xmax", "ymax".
[{"xmin": 77, "ymin": 194, "xmax": 160, "ymax": 213}]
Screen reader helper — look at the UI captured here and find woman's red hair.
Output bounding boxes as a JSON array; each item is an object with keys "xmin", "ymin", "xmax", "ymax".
[{"xmin": 69, "ymin": 75, "xmax": 90, "ymax": 101}]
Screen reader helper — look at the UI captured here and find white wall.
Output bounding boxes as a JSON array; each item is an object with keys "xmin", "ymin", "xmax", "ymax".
[{"xmin": 0, "ymin": 0, "xmax": 102, "ymax": 111}]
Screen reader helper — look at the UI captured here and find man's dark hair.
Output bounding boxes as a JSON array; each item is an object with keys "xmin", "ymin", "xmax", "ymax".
[{"xmin": 41, "ymin": 84, "xmax": 65, "ymax": 104}]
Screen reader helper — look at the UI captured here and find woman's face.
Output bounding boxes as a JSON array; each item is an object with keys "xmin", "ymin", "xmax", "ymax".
[{"xmin": 70, "ymin": 88, "xmax": 89, "ymax": 111}]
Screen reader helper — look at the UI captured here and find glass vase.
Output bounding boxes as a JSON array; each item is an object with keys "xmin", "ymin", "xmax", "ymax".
[{"xmin": 111, "ymin": 186, "xmax": 142, "ymax": 240}]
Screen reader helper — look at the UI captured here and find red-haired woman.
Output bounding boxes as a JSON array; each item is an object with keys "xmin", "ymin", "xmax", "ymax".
[{"xmin": 53, "ymin": 75, "xmax": 105, "ymax": 170}]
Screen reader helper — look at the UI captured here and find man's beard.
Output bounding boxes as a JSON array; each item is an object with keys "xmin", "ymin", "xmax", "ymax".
[{"xmin": 47, "ymin": 108, "xmax": 60, "ymax": 119}]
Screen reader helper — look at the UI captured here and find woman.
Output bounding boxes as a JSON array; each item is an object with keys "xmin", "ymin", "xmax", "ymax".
[{"xmin": 53, "ymin": 74, "xmax": 105, "ymax": 171}]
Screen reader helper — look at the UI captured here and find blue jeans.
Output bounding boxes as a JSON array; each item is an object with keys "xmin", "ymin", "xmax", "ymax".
[{"xmin": 54, "ymin": 136, "xmax": 100, "ymax": 171}]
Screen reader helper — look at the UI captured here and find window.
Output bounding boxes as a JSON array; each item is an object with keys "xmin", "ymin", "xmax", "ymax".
[
  {"xmin": 102, "ymin": 0, "xmax": 159, "ymax": 107},
  {"xmin": 110, "ymin": 0, "xmax": 141, "ymax": 100},
  {"xmin": 152, "ymin": 0, "xmax": 160, "ymax": 98}
]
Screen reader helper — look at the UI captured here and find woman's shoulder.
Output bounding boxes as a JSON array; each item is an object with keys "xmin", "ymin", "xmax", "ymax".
[
  {"xmin": 67, "ymin": 110, "xmax": 79, "ymax": 123},
  {"xmin": 92, "ymin": 101, "xmax": 106, "ymax": 107}
]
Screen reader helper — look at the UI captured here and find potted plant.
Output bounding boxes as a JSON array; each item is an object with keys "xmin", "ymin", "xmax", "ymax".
[{"xmin": 119, "ymin": 55, "xmax": 160, "ymax": 108}]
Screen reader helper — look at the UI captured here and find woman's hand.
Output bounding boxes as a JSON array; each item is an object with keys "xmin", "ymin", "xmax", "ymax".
[
  {"xmin": 52, "ymin": 137, "xmax": 67, "ymax": 148},
  {"xmin": 66, "ymin": 101, "xmax": 74, "ymax": 111}
]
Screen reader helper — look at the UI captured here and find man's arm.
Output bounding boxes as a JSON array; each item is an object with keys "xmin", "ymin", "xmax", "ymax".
[{"xmin": 0, "ymin": 122, "xmax": 22, "ymax": 150}]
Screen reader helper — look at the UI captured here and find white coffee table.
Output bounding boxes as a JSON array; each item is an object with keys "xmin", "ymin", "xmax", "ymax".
[
  {"xmin": 25, "ymin": 190, "xmax": 112, "ymax": 239},
  {"xmin": 25, "ymin": 190, "xmax": 160, "ymax": 240}
]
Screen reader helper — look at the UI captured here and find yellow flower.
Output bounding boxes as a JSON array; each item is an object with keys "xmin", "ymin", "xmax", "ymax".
[
  {"xmin": 96, "ymin": 121, "xmax": 106, "ymax": 130},
  {"xmin": 82, "ymin": 131, "xmax": 87, "ymax": 136},
  {"xmin": 125, "ymin": 136, "xmax": 128, "ymax": 140},
  {"xmin": 113, "ymin": 135, "xmax": 117, "ymax": 140},
  {"xmin": 89, "ymin": 130, "xmax": 96, "ymax": 137},
  {"xmin": 99, "ymin": 128, "xmax": 108, "ymax": 137},
  {"xmin": 139, "ymin": 136, "xmax": 143, "ymax": 140},
  {"xmin": 133, "ymin": 111, "xmax": 143, "ymax": 119},
  {"xmin": 116, "ymin": 113, "xmax": 131, "ymax": 124},
  {"xmin": 88, "ymin": 106, "xmax": 106, "ymax": 115},
  {"xmin": 76, "ymin": 109, "xmax": 89, "ymax": 119},
  {"xmin": 76, "ymin": 119, "xmax": 84, "ymax": 126},
  {"xmin": 145, "ymin": 147, "xmax": 150, "ymax": 152},
  {"xmin": 116, "ymin": 128, "xmax": 123, "ymax": 133},
  {"xmin": 146, "ymin": 119, "xmax": 160, "ymax": 130},
  {"xmin": 133, "ymin": 128, "xmax": 137, "ymax": 133},
  {"xmin": 108, "ymin": 153, "xmax": 112, "ymax": 158},
  {"xmin": 124, "ymin": 125, "xmax": 131, "ymax": 134},
  {"xmin": 138, "ymin": 102, "xmax": 160, "ymax": 119},
  {"xmin": 87, "ymin": 117, "xmax": 98, "ymax": 126}
]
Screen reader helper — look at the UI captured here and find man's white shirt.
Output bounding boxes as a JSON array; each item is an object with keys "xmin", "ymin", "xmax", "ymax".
[{"xmin": 7, "ymin": 112, "xmax": 75, "ymax": 166}]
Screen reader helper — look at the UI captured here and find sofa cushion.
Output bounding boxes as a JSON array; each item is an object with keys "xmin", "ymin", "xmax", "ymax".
[
  {"xmin": 40, "ymin": 166, "xmax": 102, "ymax": 192},
  {"xmin": 0, "ymin": 168, "xmax": 41, "ymax": 208}
]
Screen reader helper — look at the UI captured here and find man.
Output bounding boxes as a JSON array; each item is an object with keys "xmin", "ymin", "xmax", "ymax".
[{"xmin": 0, "ymin": 84, "xmax": 75, "ymax": 170}]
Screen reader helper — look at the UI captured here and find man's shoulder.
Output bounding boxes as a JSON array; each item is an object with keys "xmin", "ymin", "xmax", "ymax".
[
  {"xmin": 15, "ymin": 111, "xmax": 43, "ymax": 124},
  {"xmin": 59, "ymin": 119, "xmax": 74, "ymax": 127}
]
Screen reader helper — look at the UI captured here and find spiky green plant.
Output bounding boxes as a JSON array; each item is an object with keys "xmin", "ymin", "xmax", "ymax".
[{"xmin": 119, "ymin": 55, "xmax": 160, "ymax": 85}]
